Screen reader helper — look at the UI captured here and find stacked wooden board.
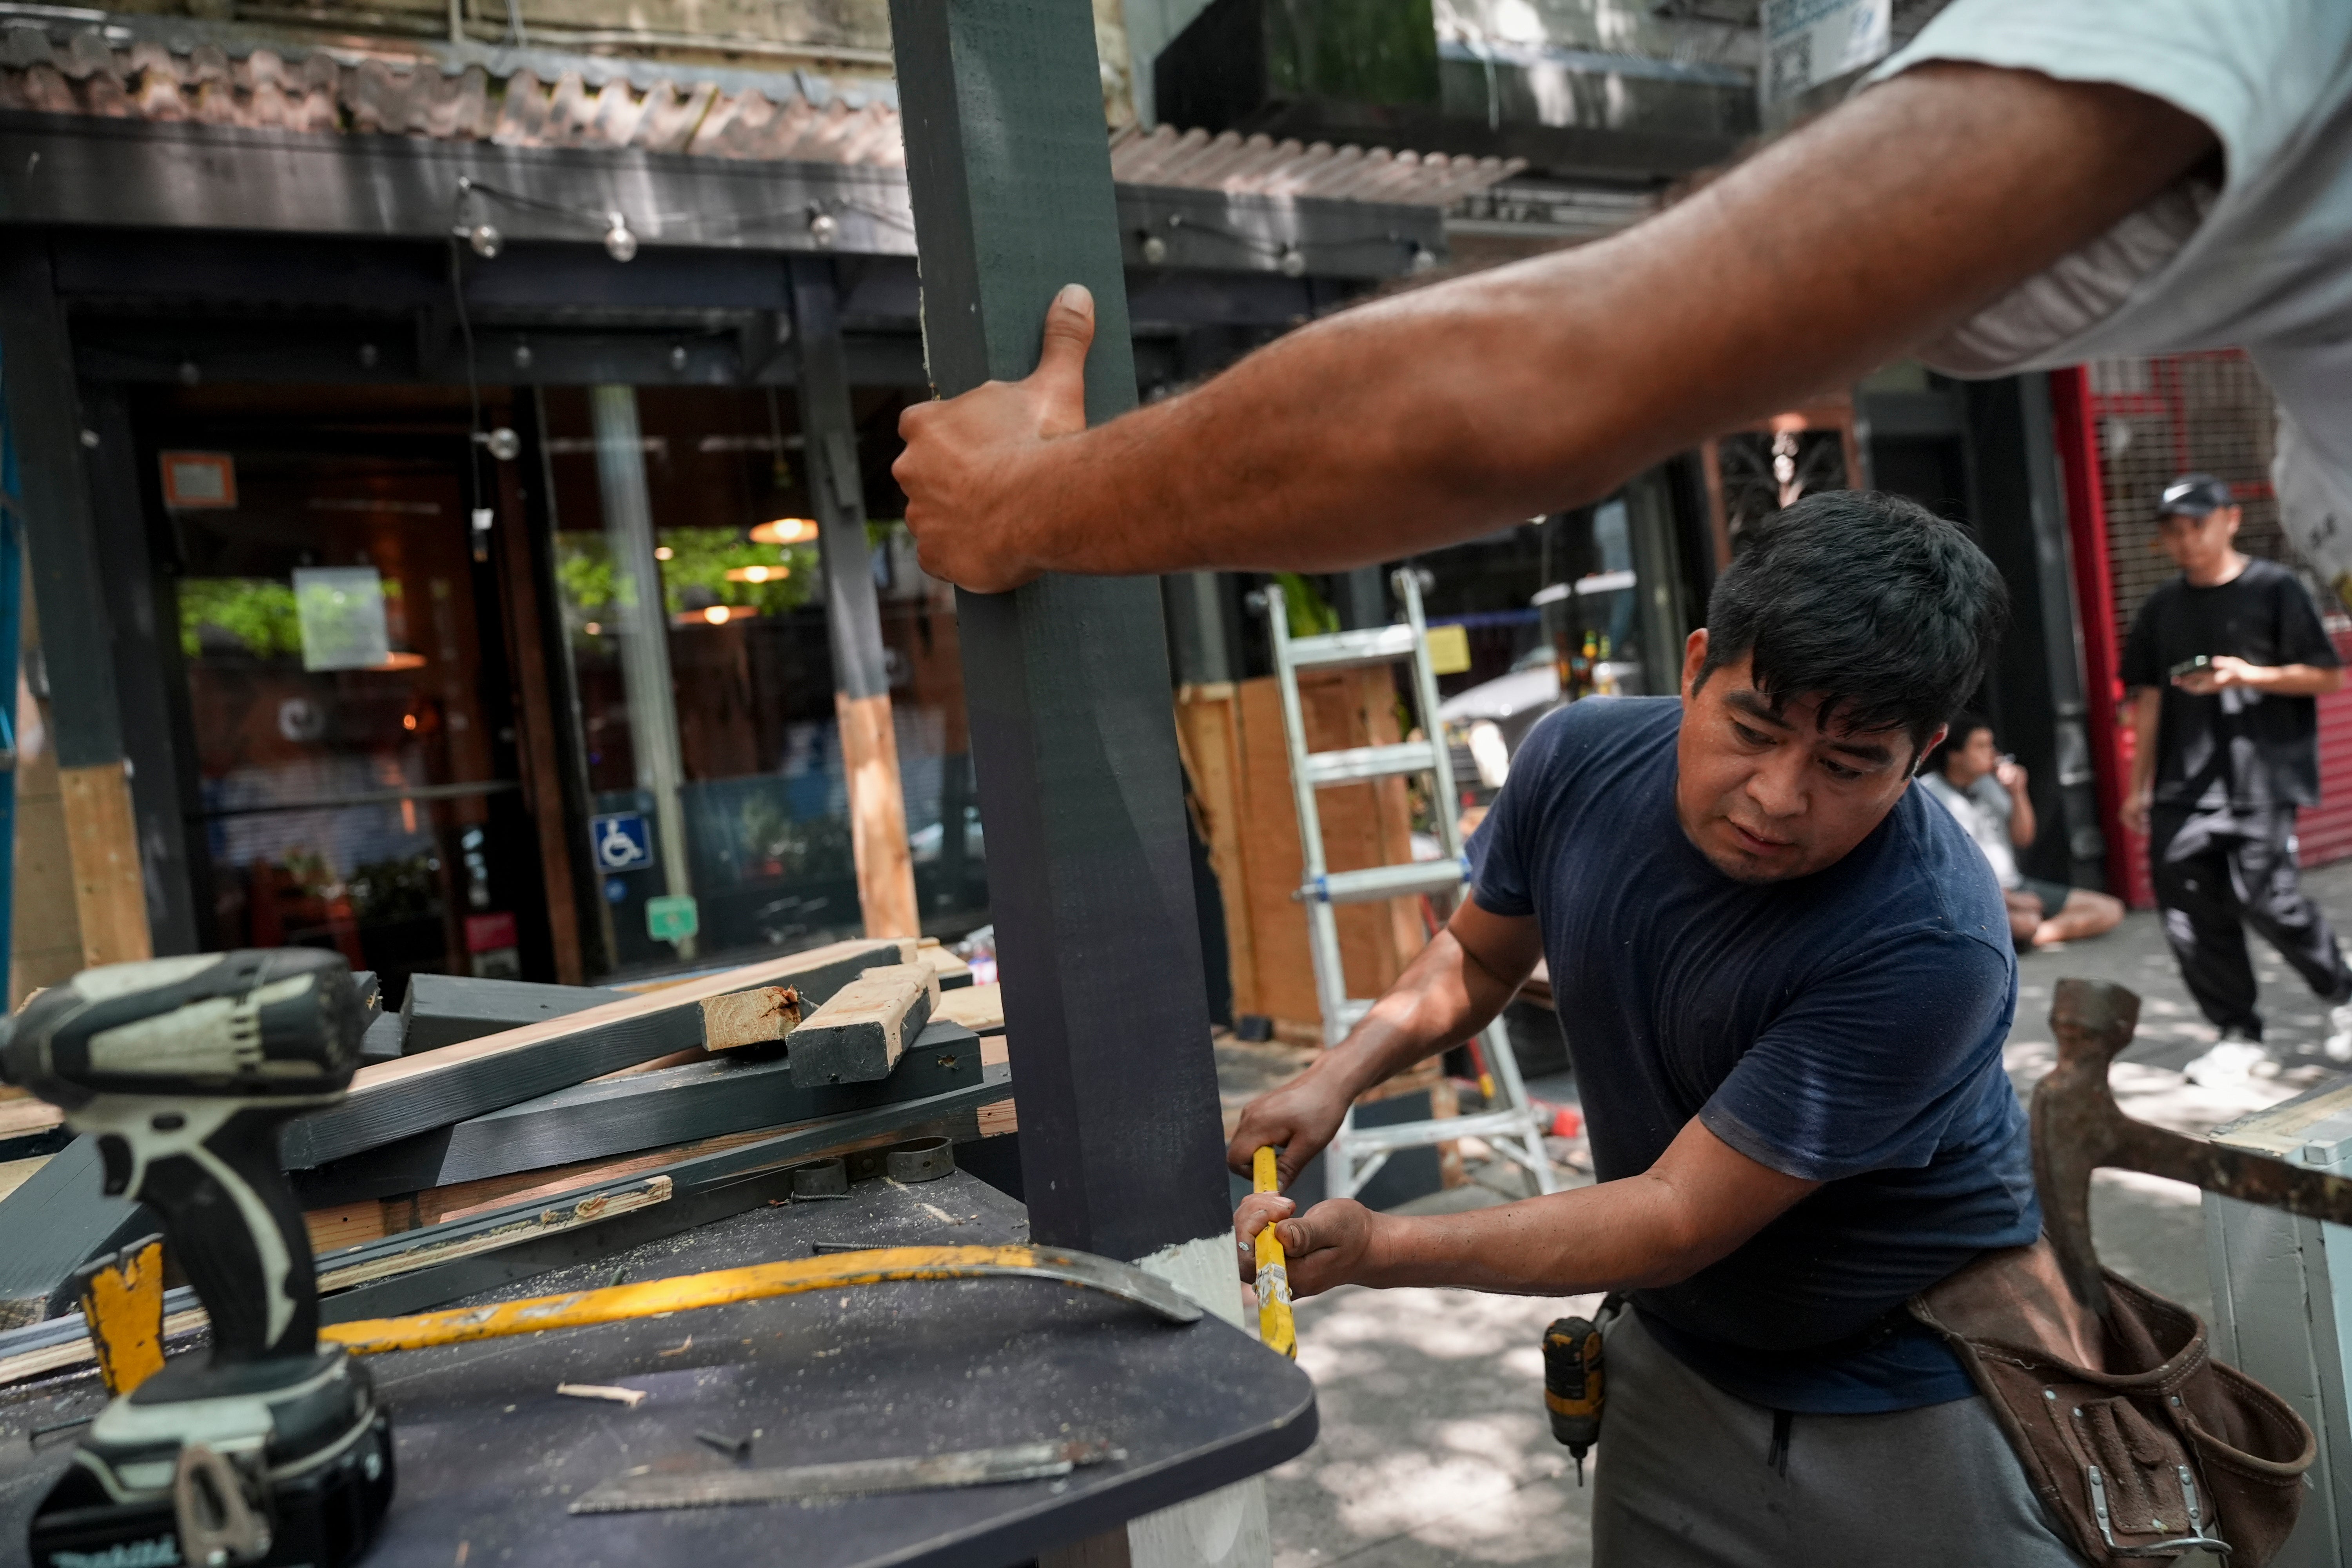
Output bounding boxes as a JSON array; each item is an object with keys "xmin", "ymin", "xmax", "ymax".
[{"xmin": 0, "ymin": 937, "xmax": 1016, "ymax": 1360}]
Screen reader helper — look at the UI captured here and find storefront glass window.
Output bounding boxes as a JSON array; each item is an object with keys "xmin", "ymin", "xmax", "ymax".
[{"xmin": 539, "ymin": 385, "xmax": 985, "ymax": 979}]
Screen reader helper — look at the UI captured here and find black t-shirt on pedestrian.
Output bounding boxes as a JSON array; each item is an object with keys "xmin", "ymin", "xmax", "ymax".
[{"xmin": 2121, "ymin": 557, "xmax": 2341, "ymax": 810}]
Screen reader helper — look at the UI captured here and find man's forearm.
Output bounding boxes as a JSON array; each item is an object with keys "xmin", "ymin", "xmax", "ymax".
[
  {"xmin": 2243, "ymin": 663, "xmax": 2345, "ymax": 697},
  {"xmin": 2128, "ymin": 689, "xmax": 2160, "ymax": 804},
  {"xmin": 1316, "ymin": 927, "xmax": 1525, "ymax": 1100},
  {"xmin": 984, "ymin": 69, "xmax": 2209, "ymax": 578},
  {"xmin": 1356, "ymin": 1179, "xmax": 1699, "ymax": 1297}
]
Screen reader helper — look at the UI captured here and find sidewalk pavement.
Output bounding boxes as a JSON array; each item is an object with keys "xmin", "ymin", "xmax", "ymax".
[{"xmin": 1259, "ymin": 860, "xmax": 2352, "ymax": 1568}]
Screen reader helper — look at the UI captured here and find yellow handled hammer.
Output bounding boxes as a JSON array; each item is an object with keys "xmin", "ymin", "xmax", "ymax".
[{"xmin": 1252, "ymin": 1147, "xmax": 1297, "ymax": 1359}]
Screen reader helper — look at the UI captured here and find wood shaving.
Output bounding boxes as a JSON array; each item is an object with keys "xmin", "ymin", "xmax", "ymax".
[
  {"xmin": 657, "ymin": 1336, "xmax": 695, "ymax": 1357},
  {"xmin": 557, "ymin": 1382, "xmax": 648, "ymax": 1408}
]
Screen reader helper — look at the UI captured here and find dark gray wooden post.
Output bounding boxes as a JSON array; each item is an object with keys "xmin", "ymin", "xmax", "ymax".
[
  {"xmin": 888, "ymin": 0, "xmax": 1230, "ymax": 1267},
  {"xmin": 0, "ymin": 236, "xmax": 151, "ymax": 967},
  {"xmin": 788, "ymin": 257, "xmax": 920, "ymax": 939}
]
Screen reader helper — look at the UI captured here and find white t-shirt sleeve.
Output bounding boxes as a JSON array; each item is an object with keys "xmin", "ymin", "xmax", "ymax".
[{"xmin": 1865, "ymin": 0, "xmax": 2342, "ymax": 191}]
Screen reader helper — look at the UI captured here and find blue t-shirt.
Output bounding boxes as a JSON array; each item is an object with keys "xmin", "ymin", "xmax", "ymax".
[{"xmin": 1470, "ymin": 697, "xmax": 2037, "ymax": 1414}]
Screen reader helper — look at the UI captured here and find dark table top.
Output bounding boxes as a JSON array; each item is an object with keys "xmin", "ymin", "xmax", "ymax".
[{"xmin": 0, "ymin": 1170, "xmax": 1317, "ymax": 1568}]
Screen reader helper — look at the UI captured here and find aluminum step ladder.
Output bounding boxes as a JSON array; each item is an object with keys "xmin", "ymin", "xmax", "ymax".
[{"xmin": 1258, "ymin": 569, "xmax": 1557, "ymax": 1203}]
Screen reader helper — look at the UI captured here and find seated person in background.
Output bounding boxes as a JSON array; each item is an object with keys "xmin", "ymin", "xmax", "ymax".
[{"xmin": 1920, "ymin": 715, "xmax": 2124, "ymax": 948}]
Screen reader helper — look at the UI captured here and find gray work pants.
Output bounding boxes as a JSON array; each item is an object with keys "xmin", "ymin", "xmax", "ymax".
[{"xmin": 1591, "ymin": 1310, "xmax": 2085, "ymax": 1567}]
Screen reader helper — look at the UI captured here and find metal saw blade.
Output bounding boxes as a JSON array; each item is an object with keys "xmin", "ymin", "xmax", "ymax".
[{"xmin": 569, "ymin": 1439, "xmax": 1122, "ymax": 1514}]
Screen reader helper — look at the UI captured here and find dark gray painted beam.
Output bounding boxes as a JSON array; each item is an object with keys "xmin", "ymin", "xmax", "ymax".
[
  {"xmin": 0, "ymin": 234, "xmax": 123, "ymax": 770},
  {"xmin": 889, "ymin": 0, "xmax": 1230, "ymax": 1262},
  {"xmin": 790, "ymin": 256, "xmax": 893, "ymax": 702},
  {"xmin": 0, "ymin": 1136, "xmax": 152, "ymax": 1325},
  {"xmin": 294, "ymin": 1019, "xmax": 984, "ymax": 1207},
  {"xmin": 399, "ymin": 973, "xmax": 626, "ymax": 1054},
  {"xmin": 79, "ymin": 384, "xmax": 201, "ymax": 956},
  {"xmin": 279, "ymin": 939, "xmax": 901, "ymax": 1168}
]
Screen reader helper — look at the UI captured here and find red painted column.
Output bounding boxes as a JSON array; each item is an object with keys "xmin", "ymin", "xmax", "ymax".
[{"xmin": 2049, "ymin": 367, "xmax": 2150, "ymax": 906}]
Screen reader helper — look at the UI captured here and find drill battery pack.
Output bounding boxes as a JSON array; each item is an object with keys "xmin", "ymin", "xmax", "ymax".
[{"xmin": 29, "ymin": 1353, "xmax": 396, "ymax": 1568}]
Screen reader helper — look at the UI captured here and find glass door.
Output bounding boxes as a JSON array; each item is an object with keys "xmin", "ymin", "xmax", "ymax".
[{"xmin": 151, "ymin": 385, "xmax": 547, "ymax": 1001}]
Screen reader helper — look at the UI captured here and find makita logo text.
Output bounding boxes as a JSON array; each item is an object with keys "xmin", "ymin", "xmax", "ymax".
[{"xmin": 49, "ymin": 1537, "xmax": 183, "ymax": 1568}]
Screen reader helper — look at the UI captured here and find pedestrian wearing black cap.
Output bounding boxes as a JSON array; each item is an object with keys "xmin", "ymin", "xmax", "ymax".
[{"xmin": 2122, "ymin": 474, "xmax": 2352, "ymax": 1082}]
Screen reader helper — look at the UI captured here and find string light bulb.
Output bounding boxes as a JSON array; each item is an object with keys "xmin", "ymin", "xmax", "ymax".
[
  {"xmin": 808, "ymin": 211, "xmax": 839, "ymax": 249},
  {"xmin": 468, "ymin": 223, "xmax": 503, "ymax": 258},
  {"xmin": 726, "ymin": 564, "xmax": 791, "ymax": 583},
  {"xmin": 1278, "ymin": 245, "xmax": 1307, "ymax": 278},
  {"xmin": 749, "ymin": 517, "xmax": 820, "ymax": 546},
  {"xmin": 604, "ymin": 212, "xmax": 639, "ymax": 263}
]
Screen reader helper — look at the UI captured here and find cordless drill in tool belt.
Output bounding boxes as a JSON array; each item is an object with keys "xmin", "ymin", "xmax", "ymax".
[
  {"xmin": 2, "ymin": 949, "xmax": 395, "ymax": 1568},
  {"xmin": 1543, "ymin": 1297, "xmax": 1622, "ymax": 1487}
]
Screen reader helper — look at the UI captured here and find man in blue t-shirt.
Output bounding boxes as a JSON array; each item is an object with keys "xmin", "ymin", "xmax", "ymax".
[{"xmin": 1230, "ymin": 494, "xmax": 2062, "ymax": 1564}]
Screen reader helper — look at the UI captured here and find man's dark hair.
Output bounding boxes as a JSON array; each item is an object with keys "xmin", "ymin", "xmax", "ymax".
[
  {"xmin": 1926, "ymin": 711, "xmax": 1995, "ymax": 777},
  {"xmin": 1698, "ymin": 491, "xmax": 2007, "ymax": 753}
]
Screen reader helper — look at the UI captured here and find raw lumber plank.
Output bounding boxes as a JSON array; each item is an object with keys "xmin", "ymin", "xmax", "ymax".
[
  {"xmin": 0, "ymin": 1136, "xmax": 154, "ymax": 1327},
  {"xmin": 279, "ymin": 937, "xmax": 909, "ymax": 1170},
  {"xmin": 916, "ymin": 937, "xmax": 975, "ymax": 990},
  {"xmin": 0, "ymin": 1097, "xmax": 69, "ymax": 1161},
  {"xmin": 788, "ymin": 963, "xmax": 939, "ymax": 1087},
  {"xmin": 291, "ymin": 1020, "xmax": 984, "ymax": 1208},
  {"xmin": 399, "ymin": 973, "xmax": 624, "ymax": 1054},
  {"xmin": 699, "ymin": 984, "xmax": 802, "ymax": 1052},
  {"xmin": 934, "ymin": 981, "xmax": 1004, "ymax": 1037},
  {"xmin": 315, "ymin": 1067, "xmax": 1012, "ymax": 1322},
  {"xmin": 889, "ymin": 0, "xmax": 1230, "ymax": 1260}
]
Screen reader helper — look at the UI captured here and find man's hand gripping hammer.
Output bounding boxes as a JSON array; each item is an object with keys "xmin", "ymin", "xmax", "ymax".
[{"xmin": 1253, "ymin": 1147, "xmax": 1297, "ymax": 1358}]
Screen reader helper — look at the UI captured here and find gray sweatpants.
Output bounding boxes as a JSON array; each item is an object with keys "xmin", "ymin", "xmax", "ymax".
[{"xmin": 1591, "ymin": 1309, "xmax": 2085, "ymax": 1567}]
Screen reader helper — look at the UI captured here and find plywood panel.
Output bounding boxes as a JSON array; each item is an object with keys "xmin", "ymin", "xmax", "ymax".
[
  {"xmin": 837, "ymin": 690, "xmax": 920, "ymax": 938},
  {"xmin": 1185, "ymin": 671, "xmax": 1426, "ymax": 1040},
  {"xmin": 58, "ymin": 761, "xmax": 149, "ymax": 967}
]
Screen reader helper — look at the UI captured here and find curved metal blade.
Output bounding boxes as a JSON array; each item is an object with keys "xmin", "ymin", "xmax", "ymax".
[{"xmin": 321, "ymin": 1244, "xmax": 1202, "ymax": 1356}]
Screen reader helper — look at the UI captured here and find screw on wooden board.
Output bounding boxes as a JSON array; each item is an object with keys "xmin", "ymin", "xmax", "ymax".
[{"xmin": 695, "ymin": 1429, "xmax": 753, "ymax": 1460}]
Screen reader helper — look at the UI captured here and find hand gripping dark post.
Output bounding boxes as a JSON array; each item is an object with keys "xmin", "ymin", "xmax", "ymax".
[{"xmin": 2036, "ymin": 977, "xmax": 2352, "ymax": 1313}]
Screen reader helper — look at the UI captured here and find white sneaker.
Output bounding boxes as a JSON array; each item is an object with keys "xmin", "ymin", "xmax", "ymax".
[
  {"xmin": 2182, "ymin": 1037, "xmax": 2271, "ymax": 1086},
  {"xmin": 2328, "ymin": 1002, "xmax": 2352, "ymax": 1063}
]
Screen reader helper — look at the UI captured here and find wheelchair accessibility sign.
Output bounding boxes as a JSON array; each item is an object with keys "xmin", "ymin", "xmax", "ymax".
[{"xmin": 591, "ymin": 812, "xmax": 654, "ymax": 872}]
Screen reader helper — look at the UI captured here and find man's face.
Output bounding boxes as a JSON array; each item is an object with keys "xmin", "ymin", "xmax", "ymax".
[
  {"xmin": 1946, "ymin": 726, "xmax": 1996, "ymax": 786},
  {"xmin": 2154, "ymin": 505, "xmax": 2241, "ymax": 575},
  {"xmin": 1676, "ymin": 631, "xmax": 1936, "ymax": 884}
]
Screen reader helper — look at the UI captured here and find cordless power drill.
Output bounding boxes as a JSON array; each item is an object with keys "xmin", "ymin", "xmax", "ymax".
[{"xmin": 2, "ymin": 949, "xmax": 396, "ymax": 1568}]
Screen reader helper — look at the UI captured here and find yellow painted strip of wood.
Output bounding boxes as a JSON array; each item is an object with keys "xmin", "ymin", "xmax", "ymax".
[
  {"xmin": 1252, "ymin": 1147, "xmax": 1296, "ymax": 1359},
  {"xmin": 322, "ymin": 1244, "xmax": 1054, "ymax": 1356},
  {"xmin": 81, "ymin": 1238, "xmax": 166, "ymax": 1396}
]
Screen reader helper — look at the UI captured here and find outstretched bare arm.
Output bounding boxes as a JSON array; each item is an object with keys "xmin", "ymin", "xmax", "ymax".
[{"xmin": 895, "ymin": 64, "xmax": 2215, "ymax": 591}]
